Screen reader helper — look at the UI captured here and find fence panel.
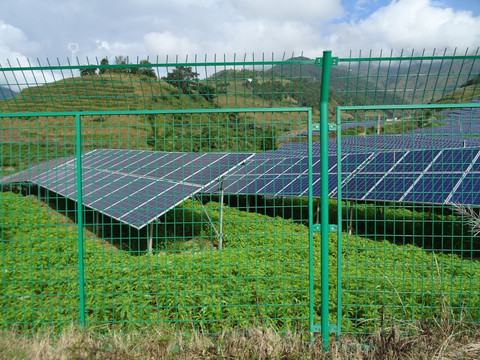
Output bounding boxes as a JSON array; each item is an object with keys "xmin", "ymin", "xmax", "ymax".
[
  {"xmin": 334, "ymin": 49, "xmax": 480, "ymax": 338},
  {"xmin": 0, "ymin": 56, "xmax": 316, "ymax": 335}
]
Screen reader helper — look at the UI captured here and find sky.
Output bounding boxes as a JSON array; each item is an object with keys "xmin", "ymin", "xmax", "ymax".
[{"xmin": 0, "ymin": 0, "xmax": 479, "ymax": 66}]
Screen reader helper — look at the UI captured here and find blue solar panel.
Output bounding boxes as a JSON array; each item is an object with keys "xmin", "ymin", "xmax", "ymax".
[
  {"xmin": 29, "ymin": 149, "xmax": 253, "ymax": 229},
  {"xmin": 208, "ymin": 145, "xmax": 480, "ymax": 207},
  {"xmin": 80, "ymin": 149, "xmax": 252, "ymax": 186},
  {"xmin": 30, "ymin": 165, "xmax": 203, "ymax": 229},
  {"xmin": 393, "ymin": 149, "xmax": 438, "ymax": 173},
  {"xmin": 30, "ymin": 138, "xmax": 480, "ymax": 221},
  {"xmin": 341, "ymin": 173, "xmax": 383, "ymax": 200},
  {"xmin": 430, "ymin": 149, "xmax": 478, "ymax": 173},
  {"xmin": 402, "ymin": 173, "xmax": 463, "ymax": 204},
  {"xmin": 362, "ymin": 151, "xmax": 404, "ymax": 173},
  {"xmin": 368, "ymin": 174, "xmax": 416, "ymax": 202},
  {"xmin": 449, "ymin": 174, "xmax": 480, "ymax": 205}
]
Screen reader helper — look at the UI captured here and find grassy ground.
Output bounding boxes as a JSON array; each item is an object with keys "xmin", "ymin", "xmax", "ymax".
[
  {"xmin": 2, "ymin": 192, "xmax": 480, "ymax": 337},
  {"xmin": 1, "ymin": 319, "xmax": 480, "ymax": 360}
]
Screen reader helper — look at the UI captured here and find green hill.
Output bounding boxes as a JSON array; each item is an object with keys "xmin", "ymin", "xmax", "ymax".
[{"xmin": 0, "ymin": 72, "xmax": 297, "ymax": 176}]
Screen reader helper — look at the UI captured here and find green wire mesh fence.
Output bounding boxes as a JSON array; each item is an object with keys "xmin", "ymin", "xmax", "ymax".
[
  {"xmin": 0, "ymin": 55, "xmax": 316, "ymax": 336},
  {"xmin": 1, "ymin": 49, "xmax": 480, "ymax": 346},
  {"xmin": 333, "ymin": 49, "xmax": 480, "ymax": 339}
]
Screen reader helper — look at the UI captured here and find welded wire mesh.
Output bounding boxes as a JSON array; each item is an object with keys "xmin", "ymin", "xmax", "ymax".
[
  {"xmin": 0, "ymin": 55, "xmax": 314, "ymax": 335},
  {"xmin": 335, "ymin": 48, "xmax": 480, "ymax": 337},
  {"xmin": 1, "ymin": 49, "xmax": 480, "ymax": 343}
]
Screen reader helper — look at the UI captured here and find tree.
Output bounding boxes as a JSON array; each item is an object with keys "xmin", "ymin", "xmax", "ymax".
[
  {"xmin": 99, "ymin": 57, "xmax": 109, "ymax": 74},
  {"xmin": 114, "ymin": 56, "xmax": 129, "ymax": 74},
  {"xmin": 162, "ymin": 66, "xmax": 199, "ymax": 94},
  {"xmin": 197, "ymin": 83, "xmax": 216, "ymax": 102},
  {"xmin": 80, "ymin": 67, "xmax": 97, "ymax": 76},
  {"xmin": 139, "ymin": 60, "xmax": 157, "ymax": 78}
]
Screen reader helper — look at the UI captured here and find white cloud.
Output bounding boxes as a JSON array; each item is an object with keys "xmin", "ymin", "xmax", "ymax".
[
  {"xmin": 0, "ymin": 21, "xmax": 58, "ymax": 90},
  {"xmin": 1, "ymin": 0, "xmax": 479, "ymax": 67},
  {"xmin": 327, "ymin": 0, "xmax": 480, "ymax": 55},
  {"xmin": 144, "ymin": 31, "xmax": 202, "ymax": 58},
  {"xmin": 232, "ymin": 0, "xmax": 344, "ymax": 22},
  {"xmin": 0, "ymin": 20, "xmax": 36, "ymax": 63},
  {"xmin": 217, "ymin": 19, "xmax": 318, "ymax": 56}
]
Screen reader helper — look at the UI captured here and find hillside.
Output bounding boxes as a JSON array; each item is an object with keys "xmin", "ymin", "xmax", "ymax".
[
  {"xmin": 268, "ymin": 57, "xmax": 405, "ymax": 107},
  {"xmin": 0, "ymin": 72, "xmax": 300, "ymax": 176},
  {"xmin": 267, "ymin": 56, "xmax": 480, "ymax": 106}
]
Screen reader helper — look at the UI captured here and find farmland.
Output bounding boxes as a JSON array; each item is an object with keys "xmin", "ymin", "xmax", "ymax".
[{"xmin": 1, "ymin": 191, "xmax": 479, "ymax": 335}]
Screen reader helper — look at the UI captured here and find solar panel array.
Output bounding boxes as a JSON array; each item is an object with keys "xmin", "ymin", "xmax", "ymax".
[
  {"xmin": 274, "ymin": 135, "xmax": 480, "ymax": 156},
  {"xmin": 29, "ymin": 149, "xmax": 253, "ymax": 229},
  {"xmin": 209, "ymin": 148, "xmax": 480, "ymax": 206},
  {"xmin": 27, "ymin": 100, "xmax": 480, "ymax": 228},
  {"xmin": 408, "ymin": 98, "xmax": 480, "ymax": 135}
]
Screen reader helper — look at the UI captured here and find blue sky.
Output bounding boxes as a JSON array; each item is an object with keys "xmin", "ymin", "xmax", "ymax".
[
  {"xmin": 341, "ymin": 0, "xmax": 480, "ymax": 20},
  {"xmin": 0, "ymin": 0, "xmax": 479, "ymax": 65}
]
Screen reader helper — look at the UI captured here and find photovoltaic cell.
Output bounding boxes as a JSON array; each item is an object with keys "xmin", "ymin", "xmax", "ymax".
[
  {"xmin": 210, "ymin": 145, "xmax": 480, "ymax": 207},
  {"xmin": 29, "ymin": 149, "xmax": 253, "ymax": 229},
  {"xmin": 403, "ymin": 173, "xmax": 464, "ymax": 204},
  {"xmin": 449, "ymin": 174, "xmax": 480, "ymax": 205}
]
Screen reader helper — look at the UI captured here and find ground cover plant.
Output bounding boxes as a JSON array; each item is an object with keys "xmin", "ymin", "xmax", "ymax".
[{"xmin": 1, "ymin": 191, "xmax": 480, "ymax": 337}]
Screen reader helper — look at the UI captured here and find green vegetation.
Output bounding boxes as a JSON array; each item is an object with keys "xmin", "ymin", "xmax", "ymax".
[
  {"xmin": 0, "ymin": 68, "xmax": 295, "ymax": 162},
  {"xmin": 1, "ymin": 192, "xmax": 479, "ymax": 335},
  {"xmin": 461, "ymin": 73, "xmax": 480, "ymax": 88},
  {"xmin": 0, "ymin": 142, "xmax": 76, "ymax": 177}
]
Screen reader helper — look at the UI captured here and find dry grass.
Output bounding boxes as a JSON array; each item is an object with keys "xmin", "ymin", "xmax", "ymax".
[{"xmin": 1, "ymin": 319, "xmax": 480, "ymax": 360}]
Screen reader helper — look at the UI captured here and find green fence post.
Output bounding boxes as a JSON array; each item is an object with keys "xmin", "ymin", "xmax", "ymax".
[
  {"xmin": 320, "ymin": 50, "xmax": 333, "ymax": 350},
  {"xmin": 75, "ymin": 113, "xmax": 86, "ymax": 328},
  {"xmin": 336, "ymin": 107, "xmax": 343, "ymax": 341},
  {"xmin": 308, "ymin": 108, "xmax": 315, "ymax": 342}
]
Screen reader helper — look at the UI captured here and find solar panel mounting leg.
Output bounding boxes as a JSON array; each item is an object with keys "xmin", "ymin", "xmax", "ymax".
[
  {"xmin": 194, "ymin": 195, "xmax": 222, "ymax": 249},
  {"xmin": 348, "ymin": 201, "xmax": 354, "ymax": 235},
  {"xmin": 218, "ymin": 180, "xmax": 224, "ymax": 250},
  {"xmin": 148, "ymin": 222, "xmax": 154, "ymax": 253},
  {"xmin": 96, "ymin": 212, "xmax": 100, "ymax": 237}
]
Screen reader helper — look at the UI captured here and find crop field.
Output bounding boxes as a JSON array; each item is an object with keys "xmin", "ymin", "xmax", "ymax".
[{"xmin": 1, "ymin": 191, "xmax": 479, "ymax": 336}]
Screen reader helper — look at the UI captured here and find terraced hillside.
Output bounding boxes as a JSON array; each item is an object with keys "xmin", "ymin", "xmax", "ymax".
[{"xmin": 0, "ymin": 71, "xmax": 309, "ymax": 176}]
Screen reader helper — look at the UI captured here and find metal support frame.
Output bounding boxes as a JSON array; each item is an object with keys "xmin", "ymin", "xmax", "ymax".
[
  {"xmin": 310, "ymin": 50, "xmax": 338, "ymax": 350},
  {"xmin": 195, "ymin": 194, "xmax": 224, "ymax": 249},
  {"xmin": 147, "ymin": 222, "xmax": 154, "ymax": 253},
  {"xmin": 96, "ymin": 212, "xmax": 101, "ymax": 237},
  {"xmin": 218, "ymin": 180, "xmax": 224, "ymax": 250}
]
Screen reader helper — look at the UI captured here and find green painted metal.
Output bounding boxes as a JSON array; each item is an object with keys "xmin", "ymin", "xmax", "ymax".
[
  {"xmin": 75, "ymin": 114, "xmax": 86, "ymax": 328},
  {"xmin": 0, "ymin": 54, "xmax": 315, "ymax": 335},
  {"xmin": 307, "ymin": 107, "xmax": 315, "ymax": 341},
  {"xmin": 320, "ymin": 50, "xmax": 332, "ymax": 350},
  {"xmin": 335, "ymin": 48, "xmax": 480, "ymax": 340},
  {"xmin": 0, "ymin": 107, "xmax": 311, "ymax": 119},
  {"xmin": 338, "ymin": 54, "xmax": 479, "ymax": 63},
  {"xmin": 335, "ymin": 108, "xmax": 342, "ymax": 341},
  {"xmin": 338, "ymin": 103, "xmax": 480, "ymax": 111},
  {"xmin": 0, "ymin": 58, "xmax": 317, "ymax": 73}
]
